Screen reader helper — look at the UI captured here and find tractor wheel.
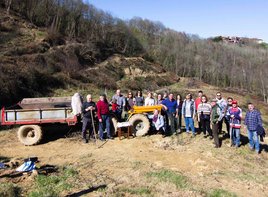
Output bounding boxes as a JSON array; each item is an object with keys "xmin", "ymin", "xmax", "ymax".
[
  {"xmin": 18, "ymin": 125, "xmax": 43, "ymax": 145},
  {"xmin": 129, "ymin": 114, "xmax": 150, "ymax": 136}
]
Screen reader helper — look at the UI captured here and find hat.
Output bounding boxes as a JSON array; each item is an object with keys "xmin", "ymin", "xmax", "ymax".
[
  {"xmin": 211, "ymin": 99, "xmax": 217, "ymax": 102},
  {"xmin": 232, "ymin": 100, "xmax": 238, "ymax": 104}
]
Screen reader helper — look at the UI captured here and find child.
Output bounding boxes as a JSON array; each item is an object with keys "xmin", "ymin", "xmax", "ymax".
[{"xmin": 111, "ymin": 99, "xmax": 121, "ymax": 120}]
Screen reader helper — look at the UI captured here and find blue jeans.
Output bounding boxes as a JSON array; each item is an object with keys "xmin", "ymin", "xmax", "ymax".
[
  {"xmin": 184, "ymin": 117, "xmax": 195, "ymax": 134},
  {"xmin": 99, "ymin": 115, "xmax": 111, "ymax": 139},
  {"xmin": 230, "ymin": 128, "xmax": 240, "ymax": 146},
  {"xmin": 247, "ymin": 130, "xmax": 260, "ymax": 152}
]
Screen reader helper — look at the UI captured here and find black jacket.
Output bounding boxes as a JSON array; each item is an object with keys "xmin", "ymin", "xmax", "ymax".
[{"xmin": 82, "ymin": 101, "xmax": 96, "ymax": 119}]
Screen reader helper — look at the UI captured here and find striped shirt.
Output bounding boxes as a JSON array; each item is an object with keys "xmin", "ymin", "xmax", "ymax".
[{"xmin": 197, "ymin": 103, "xmax": 211, "ymax": 115}]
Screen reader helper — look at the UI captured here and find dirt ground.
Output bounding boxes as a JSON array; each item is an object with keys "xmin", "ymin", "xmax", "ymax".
[{"xmin": 1, "ymin": 127, "xmax": 268, "ymax": 197}]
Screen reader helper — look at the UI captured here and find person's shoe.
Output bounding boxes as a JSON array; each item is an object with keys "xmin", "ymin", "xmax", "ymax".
[
  {"xmin": 235, "ymin": 144, "xmax": 239, "ymax": 148},
  {"xmin": 209, "ymin": 136, "xmax": 213, "ymax": 140},
  {"xmin": 99, "ymin": 138, "xmax": 105, "ymax": 141},
  {"xmin": 186, "ymin": 131, "xmax": 190, "ymax": 134},
  {"xmin": 177, "ymin": 129, "xmax": 181, "ymax": 134},
  {"xmin": 249, "ymin": 146, "xmax": 254, "ymax": 151},
  {"xmin": 203, "ymin": 134, "xmax": 208, "ymax": 138},
  {"xmin": 83, "ymin": 139, "xmax": 88, "ymax": 143},
  {"xmin": 108, "ymin": 137, "xmax": 114, "ymax": 140},
  {"xmin": 214, "ymin": 145, "xmax": 219, "ymax": 148},
  {"xmin": 191, "ymin": 133, "xmax": 196, "ymax": 138}
]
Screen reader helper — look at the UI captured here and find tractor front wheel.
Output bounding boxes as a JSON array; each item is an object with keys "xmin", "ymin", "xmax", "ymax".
[{"xmin": 129, "ymin": 114, "xmax": 150, "ymax": 136}]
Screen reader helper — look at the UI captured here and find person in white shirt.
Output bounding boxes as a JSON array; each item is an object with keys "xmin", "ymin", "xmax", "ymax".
[{"xmin": 144, "ymin": 92, "xmax": 155, "ymax": 106}]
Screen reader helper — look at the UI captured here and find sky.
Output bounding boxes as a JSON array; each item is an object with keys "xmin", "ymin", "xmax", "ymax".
[{"xmin": 85, "ymin": 0, "xmax": 268, "ymax": 42}]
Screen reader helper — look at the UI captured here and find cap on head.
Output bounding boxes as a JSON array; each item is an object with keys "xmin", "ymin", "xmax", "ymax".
[
  {"xmin": 232, "ymin": 100, "xmax": 238, "ymax": 105},
  {"xmin": 211, "ymin": 98, "xmax": 217, "ymax": 103}
]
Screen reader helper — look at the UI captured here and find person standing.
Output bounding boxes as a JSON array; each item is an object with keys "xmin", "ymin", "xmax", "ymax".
[
  {"xmin": 97, "ymin": 94, "xmax": 112, "ymax": 140},
  {"xmin": 244, "ymin": 103, "xmax": 263, "ymax": 154},
  {"xmin": 215, "ymin": 92, "xmax": 227, "ymax": 134},
  {"xmin": 126, "ymin": 92, "xmax": 135, "ymax": 111},
  {"xmin": 197, "ymin": 95, "xmax": 212, "ymax": 139},
  {"xmin": 135, "ymin": 90, "xmax": 144, "ymax": 106},
  {"xmin": 224, "ymin": 97, "xmax": 233, "ymax": 138},
  {"xmin": 176, "ymin": 94, "xmax": 183, "ymax": 133},
  {"xmin": 228, "ymin": 100, "xmax": 242, "ymax": 148},
  {"xmin": 144, "ymin": 92, "xmax": 155, "ymax": 106},
  {"xmin": 182, "ymin": 93, "xmax": 196, "ymax": 136},
  {"xmin": 195, "ymin": 90, "xmax": 203, "ymax": 133},
  {"xmin": 81, "ymin": 94, "xmax": 96, "ymax": 143},
  {"xmin": 156, "ymin": 94, "xmax": 164, "ymax": 105},
  {"xmin": 211, "ymin": 99, "xmax": 223, "ymax": 148},
  {"xmin": 112, "ymin": 89, "xmax": 126, "ymax": 119},
  {"xmin": 161, "ymin": 93, "xmax": 178, "ymax": 135}
]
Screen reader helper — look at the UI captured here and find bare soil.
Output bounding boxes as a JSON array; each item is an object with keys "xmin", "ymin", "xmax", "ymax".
[{"xmin": 1, "ymin": 127, "xmax": 268, "ymax": 197}]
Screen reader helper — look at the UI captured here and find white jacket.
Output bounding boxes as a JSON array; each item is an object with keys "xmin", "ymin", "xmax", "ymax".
[{"xmin": 152, "ymin": 115, "xmax": 164, "ymax": 130}]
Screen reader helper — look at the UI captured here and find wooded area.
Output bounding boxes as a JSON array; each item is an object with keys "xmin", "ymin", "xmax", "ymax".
[{"xmin": 1, "ymin": 0, "xmax": 268, "ymax": 103}]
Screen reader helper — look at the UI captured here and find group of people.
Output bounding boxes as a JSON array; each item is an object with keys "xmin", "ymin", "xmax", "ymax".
[{"xmin": 72, "ymin": 89, "xmax": 264, "ymax": 154}]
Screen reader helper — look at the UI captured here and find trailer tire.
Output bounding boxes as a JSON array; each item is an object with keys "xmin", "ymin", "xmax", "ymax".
[
  {"xmin": 129, "ymin": 114, "xmax": 150, "ymax": 137},
  {"xmin": 18, "ymin": 125, "xmax": 43, "ymax": 145}
]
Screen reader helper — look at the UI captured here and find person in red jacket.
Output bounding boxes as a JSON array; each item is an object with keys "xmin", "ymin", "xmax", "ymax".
[
  {"xmin": 195, "ymin": 90, "xmax": 203, "ymax": 133},
  {"xmin": 97, "ymin": 94, "xmax": 112, "ymax": 140}
]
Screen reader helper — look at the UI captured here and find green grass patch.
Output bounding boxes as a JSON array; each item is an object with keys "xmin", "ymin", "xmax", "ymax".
[
  {"xmin": 0, "ymin": 183, "xmax": 20, "ymax": 197},
  {"xmin": 119, "ymin": 187, "xmax": 152, "ymax": 196},
  {"xmin": 146, "ymin": 169, "xmax": 188, "ymax": 188},
  {"xmin": 209, "ymin": 189, "xmax": 237, "ymax": 197},
  {"xmin": 28, "ymin": 166, "xmax": 78, "ymax": 197}
]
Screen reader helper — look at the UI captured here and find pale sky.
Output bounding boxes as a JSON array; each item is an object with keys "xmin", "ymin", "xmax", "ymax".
[{"xmin": 86, "ymin": 0, "xmax": 268, "ymax": 42}]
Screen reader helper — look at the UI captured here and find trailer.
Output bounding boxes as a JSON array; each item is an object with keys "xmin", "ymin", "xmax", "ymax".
[{"xmin": 1, "ymin": 97, "xmax": 78, "ymax": 145}]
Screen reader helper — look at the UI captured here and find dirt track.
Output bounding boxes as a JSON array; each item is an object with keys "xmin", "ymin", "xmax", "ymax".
[{"xmin": 1, "ymin": 128, "xmax": 268, "ymax": 196}]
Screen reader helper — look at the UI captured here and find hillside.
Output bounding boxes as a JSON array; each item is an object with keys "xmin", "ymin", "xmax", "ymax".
[
  {"xmin": 1, "ymin": 3, "xmax": 268, "ymax": 196},
  {"xmin": 0, "ymin": 7, "xmax": 178, "ymax": 106}
]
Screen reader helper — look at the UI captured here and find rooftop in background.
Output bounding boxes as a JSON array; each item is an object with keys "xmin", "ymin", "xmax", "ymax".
[{"xmin": 86, "ymin": 0, "xmax": 268, "ymax": 43}]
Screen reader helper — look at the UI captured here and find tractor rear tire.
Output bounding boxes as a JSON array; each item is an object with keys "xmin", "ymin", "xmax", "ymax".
[
  {"xmin": 129, "ymin": 114, "xmax": 150, "ymax": 136},
  {"xmin": 18, "ymin": 125, "xmax": 43, "ymax": 145}
]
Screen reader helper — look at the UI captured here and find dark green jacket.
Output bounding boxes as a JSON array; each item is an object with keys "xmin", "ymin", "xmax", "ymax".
[{"xmin": 211, "ymin": 104, "xmax": 222, "ymax": 124}]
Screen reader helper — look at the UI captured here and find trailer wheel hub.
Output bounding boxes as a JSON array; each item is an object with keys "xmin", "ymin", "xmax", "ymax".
[{"xmin": 27, "ymin": 130, "xmax": 35, "ymax": 138}]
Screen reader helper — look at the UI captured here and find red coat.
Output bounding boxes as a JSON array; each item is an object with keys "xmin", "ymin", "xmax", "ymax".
[
  {"xmin": 195, "ymin": 97, "xmax": 201, "ymax": 111},
  {"xmin": 97, "ymin": 100, "xmax": 109, "ymax": 119}
]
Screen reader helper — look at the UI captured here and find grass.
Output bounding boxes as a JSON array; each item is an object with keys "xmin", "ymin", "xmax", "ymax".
[
  {"xmin": 146, "ymin": 169, "xmax": 188, "ymax": 189},
  {"xmin": 209, "ymin": 189, "xmax": 237, "ymax": 197},
  {"xmin": 0, "ymin": 183, "xmax": 20, "ymax": 197},
  {"xmin": 28, "ymin": 166, "xmax": 78, "ymax": 197},
  {"xmin": 119, "ymin": 187, "xmax": 152, "ymax": 196}
]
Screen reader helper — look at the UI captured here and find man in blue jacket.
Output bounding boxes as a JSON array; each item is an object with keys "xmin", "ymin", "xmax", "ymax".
[{"xmin": 161, "ymin": 93, "xmax": 178, "ymax": 136}]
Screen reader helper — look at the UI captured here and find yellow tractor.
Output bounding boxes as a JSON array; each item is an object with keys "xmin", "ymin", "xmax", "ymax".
[{"xmin": 111, "ymin": 105, "xmax": 163, "ymax": 137}]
